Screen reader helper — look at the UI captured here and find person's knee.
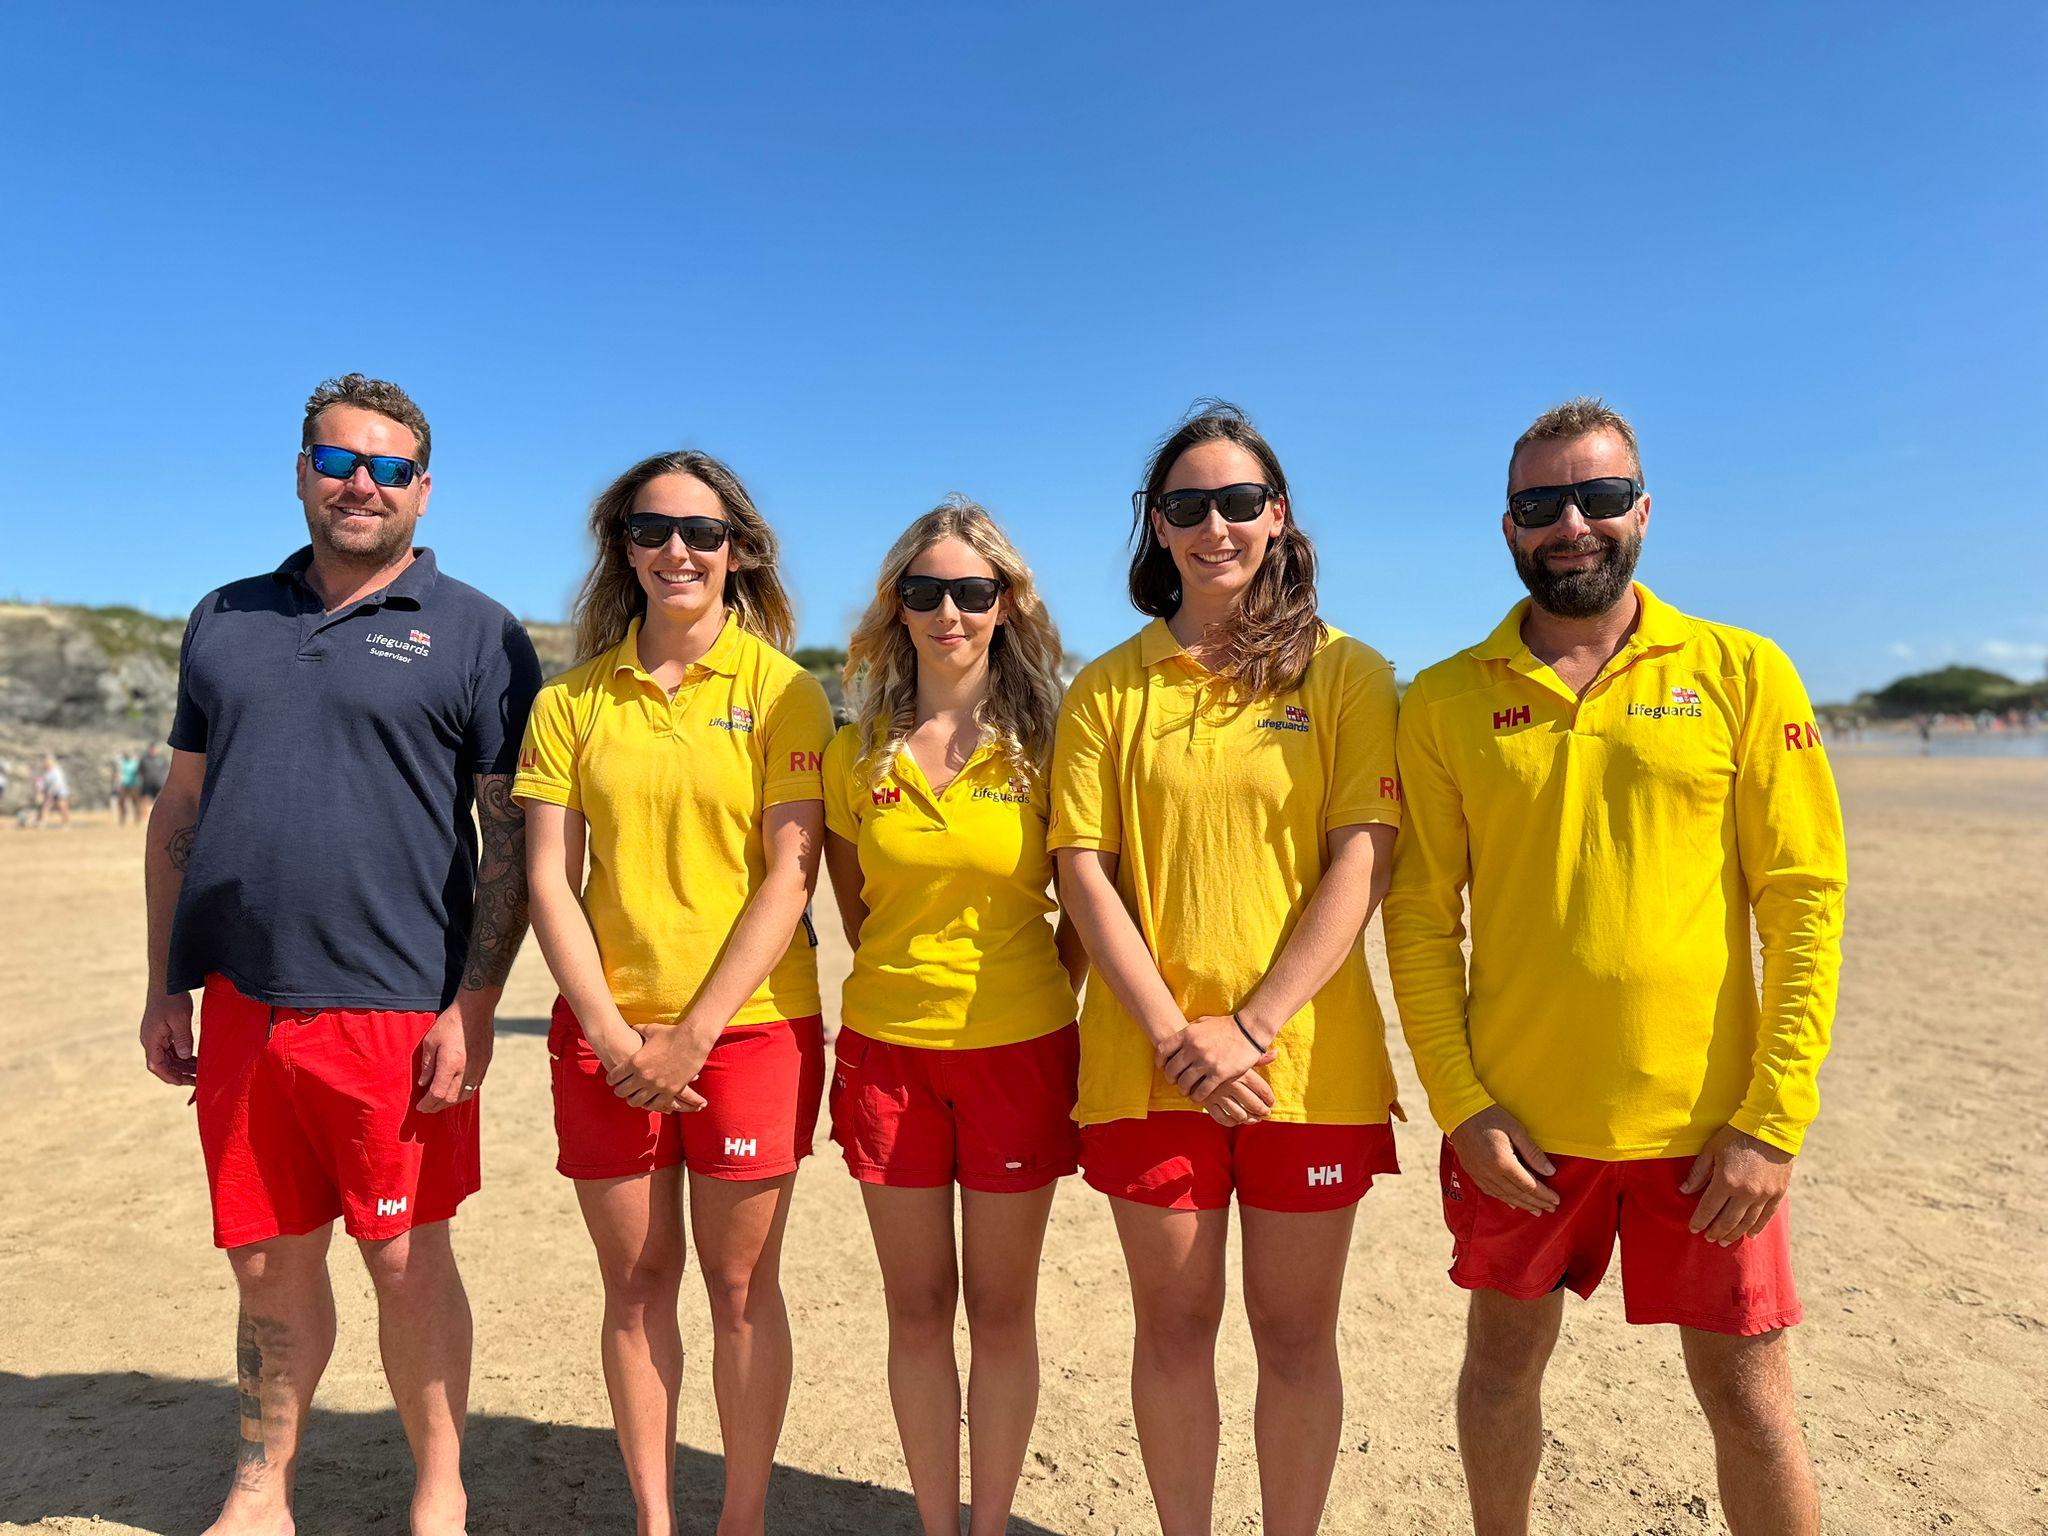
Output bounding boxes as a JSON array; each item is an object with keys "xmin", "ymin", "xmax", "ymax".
[
  {"xmin": 962, "ymin": 1273, "xmax": 1035, "ymax": 1346},
  {"xmin": 886, "ymin": 1272, "xmax": 960, "ymax": 1344},
  {"xmin": 701, "ymin": 1261, "xmax": 781, "ymax": 1334},
  {"xmin": 228, "ymin": 1233, "xmax": 328, "ymax": 1293},
  {"xmin": 1134, "ymin": 1289, "xmax": 1224, "ymax": 1361},
  {"xmin": 1692, "ymin": 1343, "xmax": 1802, "ymax": 1455},
  {"xmin": 597, "ymin": 1248, "xmax": 685, "ymax": 1313},
  {"xmin": 1244, "ymin": 1302, "xmax": 1336, "ymax": 1386},
  {"xmin": 1460, "ymin": 1310, "xmax": 1557, "ymax": 1400},
  {"xmin": 359, "ymin": 1224, "xmax": 457, "ymax": 1296}
]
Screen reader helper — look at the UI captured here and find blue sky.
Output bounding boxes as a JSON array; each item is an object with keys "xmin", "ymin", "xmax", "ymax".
[{"xmin": 2, "ymin": 2, "xmax": 2042, "ymax": 702}]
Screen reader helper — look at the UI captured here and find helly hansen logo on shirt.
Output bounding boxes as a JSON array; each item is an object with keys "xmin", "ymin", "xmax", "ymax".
[
  {"xmin": 1493, "ymin": 705, "xmax": 1531, "ymax": 730},
  {"xmin": 1784, "ymin": 721, "xmax": 1823, "ymax": 751},
  {"xmin": 712, "ymin": 706, "xmax": 755, "ymax": 734},
  {"xmin": 872, "ymin": 786, "xmax": 902, "ymax": 806}
]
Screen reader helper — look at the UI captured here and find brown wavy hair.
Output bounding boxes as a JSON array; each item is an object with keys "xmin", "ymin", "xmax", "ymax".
[
  {"xmin": 843, "ymin": 497, "xmax": 1064, "ymax": 791},
  {"xmin": 1128, "ymin": 400, "xmax": 1325, "ymax": 699},
  {"xmin": 571, "ymin": 450, "xmax": 797, "ymax": 662}
]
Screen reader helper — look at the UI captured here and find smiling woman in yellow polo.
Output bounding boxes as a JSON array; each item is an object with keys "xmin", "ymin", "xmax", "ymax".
[
  {"xmin": 516, "ymin": 611, "xmax": 830, "ymax": 1026},
  {"xmin": 822, "ymin": 726, "xmax": 1075, "ymax": 1050}
]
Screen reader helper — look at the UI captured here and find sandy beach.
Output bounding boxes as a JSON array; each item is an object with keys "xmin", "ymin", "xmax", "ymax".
[{"xmin": 2, "ymin": 755, "xmax": 2042, "ymax": 1535}]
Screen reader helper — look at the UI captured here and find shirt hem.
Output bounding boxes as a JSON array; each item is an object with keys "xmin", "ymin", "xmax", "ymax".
[
  {"xmin": 842, "ymin": 1017, "xmax": 1074, "ymax": 1052},
  {"xmin": 1076, "ymin": 1102, "xmax": 1395, "ymax": 1128},
  {"xmin": 187, "ymin": 967, "xmax": 445, "ymax": 1013},
  {"xmin": 510, "ymin": 778, "xmax": 576, "ymax": 809}
]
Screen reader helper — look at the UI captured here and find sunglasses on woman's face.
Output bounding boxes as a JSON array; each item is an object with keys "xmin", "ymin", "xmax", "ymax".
[
  {"xmin": 1506, "ymin": 477, "xmax": 1643, "ymax": 530},
  {"xmin": 897, "ymin": 575, "xmax": 1006, "ymax": 613},
  {"xmin": 305, "ymin": 444, "xmax": 422, "ymax": 488},
  {"xmin": 625, "ymin": 513, "xmax": 730, "ymax": 551},
  {"xmin": 1136, "ymin": 482, "xmax": 1278, "ymax": 529}
]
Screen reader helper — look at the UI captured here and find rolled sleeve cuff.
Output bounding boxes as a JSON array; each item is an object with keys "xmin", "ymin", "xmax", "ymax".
[{"xmin": 511, "ymin": 774, "xmax": 577, "ymax": 811}]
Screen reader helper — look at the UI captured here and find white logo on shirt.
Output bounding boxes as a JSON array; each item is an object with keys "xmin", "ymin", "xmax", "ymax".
[{"xmin": 367, "ymin": 632, "xmax": 430, "ymax": 664}]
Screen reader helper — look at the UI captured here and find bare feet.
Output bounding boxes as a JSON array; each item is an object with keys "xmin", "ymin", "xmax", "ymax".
[{"xmin": 410, "ymin": 1482, "xmax": 469, "ymax": 1536}]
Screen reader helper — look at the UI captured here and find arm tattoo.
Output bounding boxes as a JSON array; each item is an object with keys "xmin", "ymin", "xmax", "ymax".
[
  {"xmin": 462, "ymin": 773, "xmax": 530, "ymax": 991},
  {"xmin": 168, "ymin": 824, "xmax": 197, "ymax": 871}
]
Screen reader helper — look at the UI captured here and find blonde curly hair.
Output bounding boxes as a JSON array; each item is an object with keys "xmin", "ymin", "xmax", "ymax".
[{"xmin": 843, "ymin": 497, "xmax": 1063, "ymax": 791}]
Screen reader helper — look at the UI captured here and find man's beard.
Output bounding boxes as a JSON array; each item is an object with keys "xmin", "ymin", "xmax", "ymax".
[
  {"xmin": 305, "ymin": 504, "xmax": 416, "ymax": 568},
  {"xmin": 1512, "ymin": 528, "xmax": 1642, "ymax": 619}
]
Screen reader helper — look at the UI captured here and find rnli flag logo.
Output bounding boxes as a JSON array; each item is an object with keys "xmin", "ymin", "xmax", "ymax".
[
  {"xmin": 1671, "ymin": 686, "xmax": 1700, "ymax": 705},
  {"xmin": 408, "ymin": 629, "xmax": 432, "ymax": 648},
  {"xmin": 1285, "ymin": 705, "xmax": 1310, "ymax": 726}
]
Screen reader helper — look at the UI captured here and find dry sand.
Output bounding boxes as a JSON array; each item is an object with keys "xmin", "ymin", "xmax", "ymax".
[{"xmin": 2, "ymin": 756, "xmax": 2042, "ymax": 1534}]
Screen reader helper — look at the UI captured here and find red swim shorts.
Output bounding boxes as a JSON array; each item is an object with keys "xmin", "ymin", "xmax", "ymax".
[
  {"xmin": 1440, "ymin": 1139, "xmax": 1803, "ymax": 1336},
  {"xmin": 195, "ymin": 973, "xmax": 479, "ymax": 1248},
  {"xmin": 547, "ymin": 998, "xmax": 824, "ymax": 1181},
  {"xmin": 1081, "ymin": 1111, "xmax": 1399, "ymax": 1213},
  {"xmin": 829, "ymin": 1024, "xmax": 1079, "ymax": 1193}
]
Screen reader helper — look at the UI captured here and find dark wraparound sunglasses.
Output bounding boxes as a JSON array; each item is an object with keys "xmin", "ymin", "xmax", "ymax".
[
  {"xmin": 1135, "ymin": 482, "xmax": 1278, "ymax": 528},
  {"xmin": 305, "ymin": 444, "xmax": 422, "ymax": 488},
  {"xmin": 898, "ymin": 575, "xmax": 1006, "ymax": 613},
  {"xmin": 625, "ymin": 513, "xmax": 730, "ymax": 551},
  {"xmin": 1507, "ymin": 477, "xmax": 1644, "ymax": 529}
]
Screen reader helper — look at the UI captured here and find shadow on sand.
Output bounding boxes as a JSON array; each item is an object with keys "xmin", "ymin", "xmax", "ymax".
[{"xmin": 0, "ymin": 1370, "xmax": 1066, "ymax": 1535}]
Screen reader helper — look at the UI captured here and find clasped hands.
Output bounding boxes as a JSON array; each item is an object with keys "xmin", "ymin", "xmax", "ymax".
[
  {"xmin": 599, "ymin": 1016, "xmax": 713, "ymax": 1114},
  {"xmin": 1158, "ymin": 1012, "xmax": 1277, "ymax": 1127}
]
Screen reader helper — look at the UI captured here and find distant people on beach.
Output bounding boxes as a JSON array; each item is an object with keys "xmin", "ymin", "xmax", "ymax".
[
  {"xmin": 115, "ymin": 751, "xmax": 142, "ymax": 824},
  {"xmin": 35, "ymin": 754, "xmax": 72, "ymax": 829},
  {"xmin": 136, "ymin": 745, "xmax": 167, "ymax": 811}
]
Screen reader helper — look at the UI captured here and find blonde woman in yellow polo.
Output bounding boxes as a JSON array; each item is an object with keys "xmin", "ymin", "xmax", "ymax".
[
  {"xmin": 514, "ymin": 451, "xmax": 832, "ymax": 1536},
  {"xmin": 1049, "ymin": 404, "xmax": 1404, "ymax": 1536},
  {"xmin": 820, "ymin": 498, "xmax": 1082, "ymax": 1536}
]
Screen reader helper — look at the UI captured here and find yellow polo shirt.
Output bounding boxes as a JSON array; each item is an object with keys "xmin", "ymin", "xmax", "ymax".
[
  {"xmin": 822, "ymin": 725, "xmax": 1076, "ymax": 1050},
  {"xmin": 512, "ymin": 615, "xmax": 833, "ymax": 1027},
  {"xmin": 1384, "ymin": 585, "xmax": 1847, "ymax": 1159},
  {"xmin": 1048, "ymin": 620, "xmax": 1405, "ymax": 1126}
]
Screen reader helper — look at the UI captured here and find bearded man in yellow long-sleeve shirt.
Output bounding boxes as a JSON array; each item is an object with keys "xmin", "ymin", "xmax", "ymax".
[{"xmin": 1385, "ymin": 398, "xmax": 1845, "ymax": 1536}]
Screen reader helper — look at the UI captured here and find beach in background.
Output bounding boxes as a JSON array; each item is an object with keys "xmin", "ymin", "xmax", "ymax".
[{"xmin": 2, "ymin": 755, "xmax": 2043, "ymax": 1535}]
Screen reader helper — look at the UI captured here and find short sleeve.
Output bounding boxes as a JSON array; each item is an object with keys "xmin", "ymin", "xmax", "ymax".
[
  {"xmin": 512, "ymin": 678, "xmax": 584, "ymax": 811},
  {"xmin": 762, "ymin": 669, "xmax": 833, "ymax": 808},
  {"xmin": 1323, "ymin": 651, "xmax": 1403, "ymax": 832},
  {"xmin": 466, "ymin": 615, "xmax": 545, "ymax": 777},
  {"xmin": 1047, "ymin": 669, "xmax": 1121, "ymax": 854},
  {"xmin": 167, "ymin": 602, "xmax": 209, "ymax": 753},
  {"xmin": 821, "ymin": 725, "xmax": 864, "ymax": 842}
]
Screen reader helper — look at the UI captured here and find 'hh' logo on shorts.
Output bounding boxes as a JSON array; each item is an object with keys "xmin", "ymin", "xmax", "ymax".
[
  {"xmin": 872, "ymin": 786, "xmax": 901, "ymax": 806},
  {"xmin": 1493, "ymin": 705, "xmax": 1532, "ymax": 731},
  {"xmin": 1306, "ymin": 1164, "xmax": 1343, "ymax": 1187},
  {"xmin": 724, "ymin": 1137, "xmax": 757, "ymax": 1158},
  {"xmin": 376, "ymin": 1196, "xmax": 408, "ymax": 1217}
]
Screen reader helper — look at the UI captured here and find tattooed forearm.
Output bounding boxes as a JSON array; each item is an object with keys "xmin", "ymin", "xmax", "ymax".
[
  {"xmin": 168, "ymin": 824, "xmax": 197, "ymax": 871},
  {"xmin": 462, "ymin": 774, "xmax": 530, "ymax": 991}
]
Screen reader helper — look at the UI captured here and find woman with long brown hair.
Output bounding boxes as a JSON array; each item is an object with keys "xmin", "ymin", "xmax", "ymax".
[
  {"xmin": 513, "ymin": 450, "xmax": 833, "ymax": 1536},
  {"xmin": 820, "ymin": 497, "xmax": 1084, "ymax": 1536},
  {"xmin": 1049, "ymin": 403, "xmax": 1406, "ymax": 1534}
]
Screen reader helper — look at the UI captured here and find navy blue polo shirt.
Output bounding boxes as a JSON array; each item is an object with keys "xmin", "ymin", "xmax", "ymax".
[{"xmin": 166, "ymin": 547, "xmax": 543, "ymax": 1010}]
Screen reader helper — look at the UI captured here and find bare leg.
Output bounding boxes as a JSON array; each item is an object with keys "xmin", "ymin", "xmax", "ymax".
[
  {"xmin": 1681, "ymin": 1327, "xmax": 1820, "ymax": 1536},
  {"xmin": 1457, "ymin": 1288, "xmax": 1564, "ymax": 1536},
  {"xmin": 357, "ymin": 1221, "xmax": 471, "ymax": 1536},
  {"xmin": 1108, "ymin": 1198, "xmax": 1229, "ymax": 1536},
  {"xmin": 860, "ymin": 1183, "xmax": 963, "ymax": 1536},
  {"xmin": 689, "ymin": 1171, "xmax": 798, "ymax": 1536},
  {"xmin": 204, "ymin": 1227, "xmax": 338, "ymax": 1536},
  {"xmin": 1239, "ymin": 1204, "xmax": 1357, "ymax": 1536},
  {"xmin": 576, "ymin": 1169, "xmax": 688, "ymax": 1536},
  {"xmin": 960, "ymin": 1183, "xmax": 1057, "ymax": 1536}
]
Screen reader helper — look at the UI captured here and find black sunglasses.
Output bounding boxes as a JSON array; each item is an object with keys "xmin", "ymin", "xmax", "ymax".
[
  {"xmin": 898, "ymin": 575, "xmax": 1006, "ymax": 613},
  {"xmin": 1135, "ymin": 482, "xmax": 1278, "ymax": 529},
  {"xmin": 1507, "ymin": 477, "xmax": 1644, "ymax": 530},
  {"xmin": 305, "ymin": 444, "xmax": 422, "ymax": 488},
  {"xmin": 625, "ymin": 513, "xmax": 730, "ymax": 551}
]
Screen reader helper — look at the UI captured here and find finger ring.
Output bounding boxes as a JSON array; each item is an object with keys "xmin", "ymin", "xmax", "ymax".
[{"xmin": 460, "ymin": 1084, "xmax": 478, "ymax": 1094}]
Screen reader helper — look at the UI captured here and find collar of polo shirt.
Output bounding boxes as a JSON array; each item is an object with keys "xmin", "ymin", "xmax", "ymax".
[
  {"xmin": 1472, "ymin": 582, "xmax": 1691, "ymax": 667},
  {"xmin": 609, "ymin": 613, "xmax": 744, "ymax": 681},
  {"xmin": 270, "ymin": 544, "xmax": 440, "ymax": 609}
]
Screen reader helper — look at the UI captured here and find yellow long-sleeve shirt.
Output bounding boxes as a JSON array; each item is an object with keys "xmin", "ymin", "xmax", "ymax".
[{"xmin": 1384, "ymin": 586, "xmax": 1846, "ymax": 1158}]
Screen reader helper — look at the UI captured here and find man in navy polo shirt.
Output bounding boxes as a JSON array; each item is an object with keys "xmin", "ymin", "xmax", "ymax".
[{"xmin": 138, "ymin": 373, "xmax": 541, "ymax": 1536}]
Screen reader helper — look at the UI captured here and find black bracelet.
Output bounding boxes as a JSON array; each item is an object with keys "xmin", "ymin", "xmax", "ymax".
[{"xmin": 1232, "ymin": 1013, "xmax": 1267, "ymax": 1053}]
